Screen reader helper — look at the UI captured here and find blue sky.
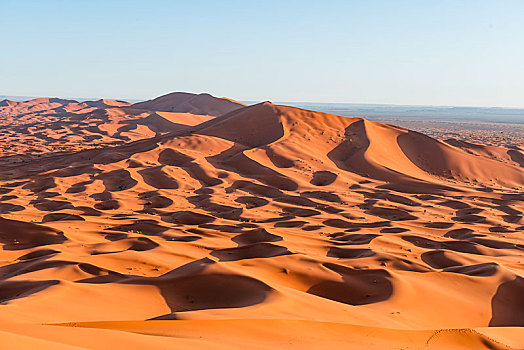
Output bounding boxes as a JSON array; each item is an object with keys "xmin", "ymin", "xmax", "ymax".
[{"xmin": 1, "ymin": 0, "xmax": 523, "ymax": 107}]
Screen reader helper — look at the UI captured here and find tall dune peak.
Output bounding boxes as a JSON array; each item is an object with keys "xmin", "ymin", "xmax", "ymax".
[
  {"xmin": 194, "ymin": 102, "xmax": 523, "ymax": 188},
  {"xmin": 130, "ymin": 91, "xmax": 245, "ymax": 116}
]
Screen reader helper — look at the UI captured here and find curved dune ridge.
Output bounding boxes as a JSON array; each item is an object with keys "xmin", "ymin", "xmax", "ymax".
[{"xmin": 0, "ymin": 96, "xmax": 523, "ymax": 349}]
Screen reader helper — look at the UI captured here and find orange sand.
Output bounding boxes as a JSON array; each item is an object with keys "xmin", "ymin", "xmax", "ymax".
[{"xmin": 0, "ymin": 93, "xmax": 522, "ymax": 349}]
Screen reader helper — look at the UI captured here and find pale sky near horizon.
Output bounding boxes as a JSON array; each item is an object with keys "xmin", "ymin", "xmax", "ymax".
[{"xmin": 1, "ymin": 0, "xmax": 524, "ymax": 108}]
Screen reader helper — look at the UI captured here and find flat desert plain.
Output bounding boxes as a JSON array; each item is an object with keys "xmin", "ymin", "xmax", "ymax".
[{"xmin": 0, "ymin": 93, "xmax": 523, "ymax": 349}]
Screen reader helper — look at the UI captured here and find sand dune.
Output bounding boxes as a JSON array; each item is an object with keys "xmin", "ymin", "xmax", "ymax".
[
  {"xmin": 130, "ymin": 92, "xmax": 245, "ymax": 116},
  {"xmin": 0, "ymin": 97, "xmax": 522, "ymax": 349},
  {"xmin": 0, "ymin": 94, "xmax": 219, "ymax": 166}
]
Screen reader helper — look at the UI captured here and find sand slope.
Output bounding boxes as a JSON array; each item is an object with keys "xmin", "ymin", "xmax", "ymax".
[{"xmin": 0, "ymin": 100, "xmax": 523, "ymax": 349}]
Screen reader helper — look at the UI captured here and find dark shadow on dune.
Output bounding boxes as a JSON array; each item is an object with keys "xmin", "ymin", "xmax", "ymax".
[
  {"xmin": 489, "ymin": 276, "xmax": 524, "ymax": 326},
  {"xmin": 66, "ymin": 180, "xmax": 94, "ymax": 193},
  {"xmin": 232, "ymin": 228, "xmax": 282, "ymax": 245},
  {"xmin": 444, "ymin": 228, "xmax": 482, "ymax": 240},
  {"xmin": 31, "ymin": 199, "xmax": 74, "ymax": 212},
  {"xmin": 97, "ymin": 258, "xmax": 274, "ymax": 312},
  {"xmin": 421, "ymin": 250, "xmax": 462, "ymax": 269},
  {"xmin": 443, "ymin": 263, "xmax": 498, "ymax": 277},
  {"xmin": 363, "ymin": 190, "xmax": 421, "ymax": 206},
  {"xmin": 266, "ymin": 148, "xmax": 295, "ymax": 168},
  {"xmin": 235, "ymin": 196, "xmax": 269, "ymax": 208},
  {"xmin": 158, "ymin": 148, "xmax": 194, "ymax": 166},
  {"xmin": 161, "ymin": 210, "xmax": 215, "ymax": 225},
  {"xmin": 75, "ymin": 206, "xmax": 103, "ymax": 217},
  {"xmin": 91, "ymin": 237, "xmax": 160, "ymax": 255},
  {"xmin": 227, "ymin": 180, "xmax": 284, "ymax": 199},
  {"xmin": 0, "ymin": 218, "xmax": 66, "ymax": 250},
  {"xmin": 452, "ymin": 214, "xmax": 486, "ymax": 223},
  {"xmin": 74, "ymin": 263, "xmax": 127, "ymax": 284},
  {"xmin": 103, "ymin": 232, "xmax": 128, "ymax": 241},
  {"xmin": 208, "ymin": 149, "xmax": 298, "ymax": 191},
  {"xmin": 165, "ymin": 234, "xmax": 201, "ymax": 242},
  {"xmin": 327, "ymin": 119, "xmax": 369, "ymax": 173},
  {"xmin": 307, "ymin": 263, "xmax": 392, "ymax": 306},
  {"xmin": 327, "ymin": 247, "xmax": 376, "ymax": 259},
  {"xmin": 439, "ymin": 200, "xmax": 470, "ymax": 209},
  {"xmin": 211, "ymin": 243, "xmax": 292, "ymax": 261},
  {"xmin": 471, "ymin": 238, "xmax": 524, "ymax": 251},
  {"xmin": 197, "ymin": 223, "xmax": 243, "ymax": 233},
  {"xmin": 302, "ymin": 225, "xmax": 324, "ymax": 231},
  {"xmin": 195, "ymin": 188, "xmax": 214, "ymax": 195},
  {"xmin": 17, "ymin": 249, "xmax": 60, "ymax": 261},
  {"xmin": 274, "ymin": 220, "xmax": 307, "ymax": 228},
  {"xmin": 329, "ymin": 233, "xmax": 380, "ymax": 245},
  {"xmin": 0, "ymin": 187, "xmax": 13, "ymax": 195},
  {"xmin": 274, "ymin": 194, "xmax": 318, "ymax": 207},
  {"xmin": 0, "ymin": 280, "xmax": 60, "ymax": 304},
  {"xmin": 494, "ymin": 205, "xmax": 522, "ymax": 216},
  {"xmin": 256, "ymin": 215, "xmax": 295, "ymax": 224},
  {"xmin": 138, "ymin": 166, "xmax": 178, "ymax": 189},
  {"xmin": 0, "ymin": 258, "xmax": 74, "ymax": 280},
  {"xmin": 380, "ymin": 227, "xmax": 409, "ymax": 233},
  {"xmin": 105, "ymin": 219, "xmax": 169, "ymax": 236},
  {"xmin": 310, "ymin": 171, "xmax": 337, "ymax": 186},
  {"xmin": 377, "ymin": 181, "xmax": 458, "ymax": 194},
  {"xmin": 397, "ymin": 131, "xmax": 456, "ymax": 179},
  {"xmin": 155, "ymin": 273, "xmax": 273, "ymax": 312},
  {"xmin": 187, "ymin": 194, "xmax": 243, "ymax": 220},
  {"xmin": 97, "ymin": 169, "xmax": 138, "ymax": 192},
  {"xmin": 420, "ymin": 249, "xmax": 499, "ymax": 277},
  {"xmin": 94, "ymin": 199, "xmax": 120, "ymax": 210},
  {"xmin": 402, "ymin": 235, "xmax": 483, "ymax": 255},
  {"xmin": 364, "ymin": 207, "xmax": 417, "ymax": 221},
  {"xmin": 161, "ymin": 148, "xmax": 223, "ymax": 187},
  {"xmin": 0, "ymin": 203, "xmax": 25, "ymax": 214},
  {"xmin": 282, "ymin": 206, "xmax": 321, "ymax": 217},
  {"xmin": 301, "ymin": 190, "xmax": 341, "ymax": 203},
  {"xmin": 507, "ymin": 149, "xmax": 524, "ymax": 167},
  {"xmin": 424, "ymin": 222, "xmax": 454, "ymax": 229},
  {"xmin": 456, "ymin": 207, "xmax": 483, "ymax": 216},
  {"xmin": 22, "ymin": 176, "xmax": 56, "ymax": 193},
  {"xmin": 104, "ymin": 220, "xmax": 200, "ymax": 243},
  {"xmin": 324, "ymin": 218, "xmax": 390, "ymax": 230},
  {"xmin": 139, "ymin": 191, "xmax": 173, "ymax": 209},
  {"xmin": 42, "ymin": 213, "xmax": 85, "ymax": 222},
  {"xmin": 183, "ymin": 161, "xmax": 223, "ymax": 187},
  {"xmin": 502, "ymin": 215, "xmax": 522, "ymax": 223},
  {"xmin": 488, "ymin": 226, "xmax": 515, "ymax": 233}
]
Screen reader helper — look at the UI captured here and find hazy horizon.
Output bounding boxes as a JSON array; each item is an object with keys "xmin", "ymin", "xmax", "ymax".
[
  {"xmin": 3, "ymin": 93, "xmax": 524, "ymax": 111},
  {"xmin": 3, "ymin": 93, "xmax": 523, "ymax": 124}
]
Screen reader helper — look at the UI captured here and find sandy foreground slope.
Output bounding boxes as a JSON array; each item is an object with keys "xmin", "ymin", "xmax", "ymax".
[{"xmin": 0, "ymin": 95, "xmax": 523, "ymax": 349}]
